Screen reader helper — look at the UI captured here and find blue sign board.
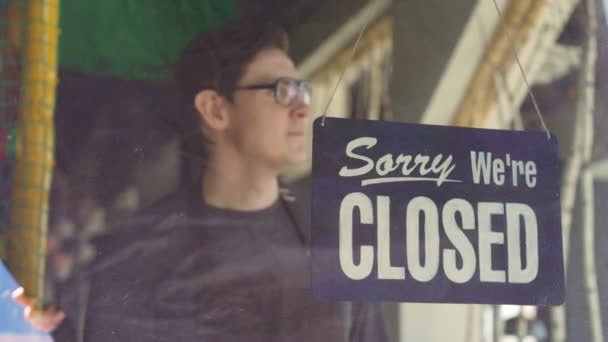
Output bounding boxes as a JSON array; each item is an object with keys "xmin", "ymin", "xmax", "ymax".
[
  {"xmin": 311, "ymin": 117, "xmax": 564, "ymax": 305},
  {"xmin": 0, "ymin": 261, "xmax": 52, "ymax": 341}
]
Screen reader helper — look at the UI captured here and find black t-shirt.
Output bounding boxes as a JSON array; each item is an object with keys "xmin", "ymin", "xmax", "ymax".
[
  {"xmin": 53, "ymin": 186, "xmax": 386, "ymax": 342},
  {"xmin": 155, "ymin": 199, "xmax": 346, "ymax": 341}
]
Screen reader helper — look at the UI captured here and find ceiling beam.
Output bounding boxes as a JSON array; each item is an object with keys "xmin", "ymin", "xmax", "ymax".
[
  {"xmin": 296, "ymin": 0, "xmax": 391, "ymax": 78},
  {"xmin": 452, "ymin": 0, "xmax": 579, "ymax": 128}
]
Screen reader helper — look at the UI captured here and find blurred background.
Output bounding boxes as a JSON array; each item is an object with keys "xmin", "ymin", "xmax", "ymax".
[{"xmin": 1, "ymin": 0, "xmax": 607, "ymax": 341}]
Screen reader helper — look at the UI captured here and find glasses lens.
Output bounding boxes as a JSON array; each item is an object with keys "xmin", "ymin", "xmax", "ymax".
[
  {"xmin": 300, "ymin": 82, "xmax": 312, "ymax": 106},
  {"xmin": 276, "ymin": 79, "xmax": 298, "ymax": 106}
]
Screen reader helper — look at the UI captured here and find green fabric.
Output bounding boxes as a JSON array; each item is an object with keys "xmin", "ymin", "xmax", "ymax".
[{"xmin": 58, "ymin": 0, "xmax": 236, "ymax": 80}]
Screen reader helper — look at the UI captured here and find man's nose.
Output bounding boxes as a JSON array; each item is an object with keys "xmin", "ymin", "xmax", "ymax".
[{"xmin": 290, "ymin": 96, "xmax": 310, "ymax": 119}]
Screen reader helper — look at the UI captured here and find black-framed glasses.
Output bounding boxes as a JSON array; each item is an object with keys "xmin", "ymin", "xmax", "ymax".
[{"xmin": 235, "ymin": 77, "xmax": 312, "ymax": 107}]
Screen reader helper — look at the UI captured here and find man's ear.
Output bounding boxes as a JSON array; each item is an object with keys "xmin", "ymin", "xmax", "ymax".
[{"xmin": 194, "ymin": 90, "xmax": 229, "ymax": 131}]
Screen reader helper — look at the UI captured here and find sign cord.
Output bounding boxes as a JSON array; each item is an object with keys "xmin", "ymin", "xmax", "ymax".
[
  {"xmin": 321, "ymin": 21, "xmax": 369, "ymax": 127},
  {"xmin": 320, "ymin": 2, "xmax": 550, "ymax": 139},
  {"xmin": 492, "ymin": 0, "xmax": 551, "ymax": 139}
]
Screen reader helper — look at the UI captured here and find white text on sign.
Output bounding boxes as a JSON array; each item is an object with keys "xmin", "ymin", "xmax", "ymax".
[
  {"xmin": 470, "ymin": 151, "xmax": 537, "ymax": 188},
  {"xmin": 338, "ymin": 137, "xmax": 460, "ymax": 186},
  {"xmin": 339, "ymin": 194, "xmax": 539, "ymax": 284}
]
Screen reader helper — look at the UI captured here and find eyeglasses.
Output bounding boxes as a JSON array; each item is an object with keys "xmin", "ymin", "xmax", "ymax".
[{"xmin": 235, "ymin": 77, "xmax": 312, "ymax": 107}]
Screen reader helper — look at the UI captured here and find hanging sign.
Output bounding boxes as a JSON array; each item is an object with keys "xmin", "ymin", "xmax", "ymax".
[{"xmin": 311, "ymin": 117, "xmax": 564, "ymax": 305}]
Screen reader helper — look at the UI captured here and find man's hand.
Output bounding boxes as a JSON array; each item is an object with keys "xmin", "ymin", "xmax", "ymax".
[{"xmin": 11, "ymin": 287, "xmax": 65, "ymax": 332}]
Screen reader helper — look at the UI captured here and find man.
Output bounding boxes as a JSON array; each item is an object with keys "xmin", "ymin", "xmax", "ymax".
[{"xmin": 14, "ymin": 19, "xmax": 387, "ymax": 341}]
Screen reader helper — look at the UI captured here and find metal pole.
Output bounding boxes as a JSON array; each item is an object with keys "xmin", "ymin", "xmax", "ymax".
[{"xmin": 8, "ymin": 0, "xmax": 60, "ymax": 307}]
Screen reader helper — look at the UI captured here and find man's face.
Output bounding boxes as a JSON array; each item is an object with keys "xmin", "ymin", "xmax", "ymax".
[{"xmin": 224, "ymin": 48, "xmax": 310, "ymax": 172}]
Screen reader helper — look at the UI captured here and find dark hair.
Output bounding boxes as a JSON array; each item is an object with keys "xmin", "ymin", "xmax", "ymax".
[
  {"xmin": 175, "ymin": 20, "xmax": 289, "ymax": 182},
  {"xmin": 176, "ymin": 20, "xmax": 289, "ymax": 103}
]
